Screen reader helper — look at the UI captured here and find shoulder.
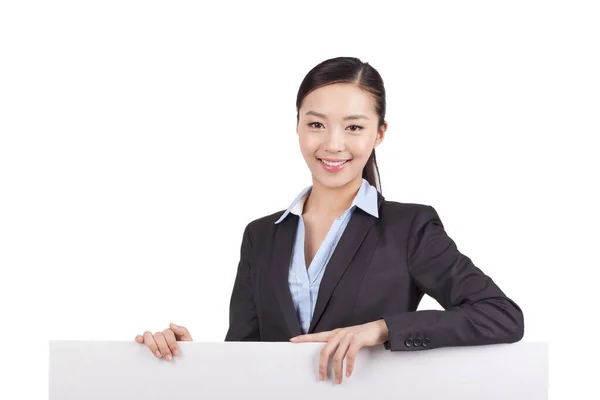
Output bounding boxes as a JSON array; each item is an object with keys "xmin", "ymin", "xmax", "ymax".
[
  {"xmin": 243, "ymin": 209, "xmax": 287, "ymax": 236},
  {"xmin": 379, "ymin": 198, "xmax": 442, "ymax": 229},
  {"xmin": 380, "ymin": 198, "xmax": 433, "ymax": 218}
]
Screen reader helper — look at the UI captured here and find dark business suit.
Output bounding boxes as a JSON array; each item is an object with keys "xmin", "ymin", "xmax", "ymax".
[{"xmin": 224, "ymin": 192, "xmax": 524, "ymax": 351}]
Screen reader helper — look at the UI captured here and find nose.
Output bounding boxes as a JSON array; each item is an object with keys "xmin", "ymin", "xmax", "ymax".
[{"xmin": 324, "ymin": 127, "xmax": 345, "ymax": 153}]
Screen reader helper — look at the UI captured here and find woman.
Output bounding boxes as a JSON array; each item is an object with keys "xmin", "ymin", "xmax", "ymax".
[{"xmin": 135, "ymin": 56, "xmax": 524, "ymax": 384}]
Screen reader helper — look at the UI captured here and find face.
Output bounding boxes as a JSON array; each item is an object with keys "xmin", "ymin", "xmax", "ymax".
[{"xmin": 297, "ymin": 83, "xmax": 387, "ymax": 189}]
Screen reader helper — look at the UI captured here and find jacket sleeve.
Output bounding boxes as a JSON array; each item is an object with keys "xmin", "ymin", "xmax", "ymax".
[
  {"xmin": 382, "ymin": 205, "xmax": 524, "ymax": 351},
  {"xmin": 224, "ymin": 223, "xmax": 260, "ymax": 341}
]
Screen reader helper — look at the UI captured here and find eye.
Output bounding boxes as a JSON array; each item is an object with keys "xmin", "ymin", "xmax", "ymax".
[
  {"xmin": 308, "ymin": 122, "xmax": 324, "ymax": 129},
  {"xmin": 347, "ymin": 125, "xmax": 363, "ymax": 132}
]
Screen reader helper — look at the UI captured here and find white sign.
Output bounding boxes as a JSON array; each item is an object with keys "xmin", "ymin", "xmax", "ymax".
[{"xmin": 49, "ymin": 341, "xmax": 548, "ymax": 399}]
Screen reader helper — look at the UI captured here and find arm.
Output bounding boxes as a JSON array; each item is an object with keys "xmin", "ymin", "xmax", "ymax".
[
  {"xmin": 382, "ymin": 205, "xmax": 524, "ymax": 351},
  {"xmin": 224, "ymin": 223, "xmax": 260, "ymax": 341}
]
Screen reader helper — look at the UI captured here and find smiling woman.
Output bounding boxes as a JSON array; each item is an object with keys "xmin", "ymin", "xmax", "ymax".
[
  {"xmin": 135, "ymin": 56, "xmax": 524, "ymax": 386},
  {"xmin": 297, "ymin": 83, "xmax": 385, "ymax": 191},
  {"xmin": 295, "ymin": 60, "xmax": 387, "ymax": 196}
]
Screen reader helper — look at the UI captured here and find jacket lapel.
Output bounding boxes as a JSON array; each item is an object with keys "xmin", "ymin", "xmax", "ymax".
[
  {"xmin": 270, "ymin": 214, "xmax": 303, "ymax": 337},
  {"xmin": 308, "ymin": 192, "xmax": 384, "ymax": 333}
]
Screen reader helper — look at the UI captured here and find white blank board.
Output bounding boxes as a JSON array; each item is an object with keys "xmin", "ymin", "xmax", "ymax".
[{"xmin": 49, "ymin": 341, "xmax": 548, "ymax": 399}]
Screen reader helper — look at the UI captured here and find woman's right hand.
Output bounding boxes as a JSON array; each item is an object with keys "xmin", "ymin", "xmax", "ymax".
[{"xmin": 135, "ymin": 323, "xmax": 193, "ymax": 361}]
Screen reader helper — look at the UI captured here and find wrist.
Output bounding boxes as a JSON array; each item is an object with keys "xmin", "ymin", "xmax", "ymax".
[{"xmin": 378, "ymin": 319, "xmax": 389, "ymax": 342}]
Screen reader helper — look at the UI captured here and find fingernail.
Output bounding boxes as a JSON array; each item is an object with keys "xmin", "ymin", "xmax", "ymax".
[
  {"xmin": 166, "ymin": 354, "xmax": 172, "ymax": 361},
  {"xmin": 173, "ymin": 349, "xmax": 180, "ymax": 356},
  {"xmin": 336, "ymin": 378, "xmax": 341, "ymax": 384},
  {"xmin": 155, "ymin": 351, "xmax": 162, "ymax": 358},
  {"xmin": 319, "ymin": 373, "xmax": 323, "ymax": 381},
  {"xmin": 347, "ymin": 372, "xmax": 351, "ymax": 377}
]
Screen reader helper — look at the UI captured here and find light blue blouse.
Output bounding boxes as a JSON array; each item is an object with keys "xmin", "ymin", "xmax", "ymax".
[{"xmin": 274, "ymin": 179, "xmax": 379, "ymax": 333}]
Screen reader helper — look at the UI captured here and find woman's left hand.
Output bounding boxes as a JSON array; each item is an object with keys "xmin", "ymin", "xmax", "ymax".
[{"xmin": 289, "ymin": 319, "xmax": 389, "ymax": 384}]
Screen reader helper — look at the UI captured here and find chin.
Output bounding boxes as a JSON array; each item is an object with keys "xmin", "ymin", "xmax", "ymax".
[{"xmin": 312, "ymin": 172, "xmax": 358, "ymax": 190}]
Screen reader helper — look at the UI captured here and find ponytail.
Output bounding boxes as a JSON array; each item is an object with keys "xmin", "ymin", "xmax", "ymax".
[{"xmin": 362, "ymin": 149, "xmax": 382, "ymax": 193}]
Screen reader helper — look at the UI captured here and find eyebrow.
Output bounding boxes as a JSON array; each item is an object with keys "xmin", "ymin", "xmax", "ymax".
[{"xmin": 305, "ymin": 110, "xmax": 370, "ymax": 121}]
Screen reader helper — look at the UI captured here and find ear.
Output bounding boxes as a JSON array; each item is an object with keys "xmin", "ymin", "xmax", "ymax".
[{"xmin": 374, "ymin": 121, "xmax": 387, "ymax": 148}]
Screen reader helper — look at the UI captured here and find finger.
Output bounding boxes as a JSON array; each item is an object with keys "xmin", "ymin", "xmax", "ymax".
[
  {"xmin": 319, "ymin": 333, "xmax": 343, "ymax": 382},
  {"xmin": 333, "ymin": 332, "xmax": 353, "ymax": 384},
  {"xmin": 291, "ymin": 331, "xmax": 331, "ymax": 343},
  {"xmin": 154, "ymin": 332, "xmax": 173, "ymax": 361},
  {"xmin": 135, "ymin": 335, "xmax": 144, "ymax": 343},
  {"xmin": 170, "ymin": 323, "xmax": 193, "ymax": 341},
  {"xmin": 345, "ymin": 340, "xmax": 363, "ymax": 378},
  {"xmin": 163, "ymin": 329, "xmax": 180, "ymax": 356},
  {"xmin": 143, "ymin": 331, "xmax": 161, "ymax": 358}
]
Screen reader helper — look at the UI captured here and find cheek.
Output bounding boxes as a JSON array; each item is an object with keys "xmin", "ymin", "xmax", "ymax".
[
  {"xmin": 298, "ymin": 133, "xmax": 319, "ymax": 155},
  {"xmin": 348, "ymin": 137, "xmax": 375, "ymax": 158}
]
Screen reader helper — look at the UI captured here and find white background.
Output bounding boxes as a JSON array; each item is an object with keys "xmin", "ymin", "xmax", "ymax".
[{"xmin": 0, "ymin": 1, "xmax": 598, "ymax": 399}]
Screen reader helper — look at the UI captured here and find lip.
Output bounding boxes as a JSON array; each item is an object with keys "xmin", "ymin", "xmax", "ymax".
[{"xmin": 318, "ymin": 157, "xmax": 350, "ymax": 172}]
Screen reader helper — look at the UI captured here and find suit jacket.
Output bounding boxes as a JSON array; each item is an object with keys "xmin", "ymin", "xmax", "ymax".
[{"xmin": 224, "ymin": 192, "xmax": 524, "ymax": 351}]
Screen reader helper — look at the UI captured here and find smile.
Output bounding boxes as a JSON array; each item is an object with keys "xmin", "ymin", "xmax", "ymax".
[
  {"xmin": 318, "ymin": 158, "xmax": 351, "ymax": 172},
  {"xmin": 320, "ymin": 159, "xmax": 349, "ymax": 167}
]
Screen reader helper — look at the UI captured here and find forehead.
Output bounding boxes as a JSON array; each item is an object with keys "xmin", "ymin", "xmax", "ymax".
[{"xmin": 300, "ymin": 83, "xmax": 377, "ymax": 118}]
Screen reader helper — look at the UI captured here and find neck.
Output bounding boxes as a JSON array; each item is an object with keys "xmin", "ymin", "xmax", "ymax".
[{"xmin": 303, "ymin": 176, "xmax": 363, "ymax": 218}]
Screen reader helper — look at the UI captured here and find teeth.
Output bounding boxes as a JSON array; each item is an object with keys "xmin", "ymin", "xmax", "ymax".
[{"xmin": 321, "ymin": 159, "xmax": 348, "ymax": 167}]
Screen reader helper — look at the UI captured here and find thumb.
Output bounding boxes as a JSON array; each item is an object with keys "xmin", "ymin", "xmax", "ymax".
[{"xmin": 170, "ymin": 323, "xmax": 193, "ymax": 341}]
